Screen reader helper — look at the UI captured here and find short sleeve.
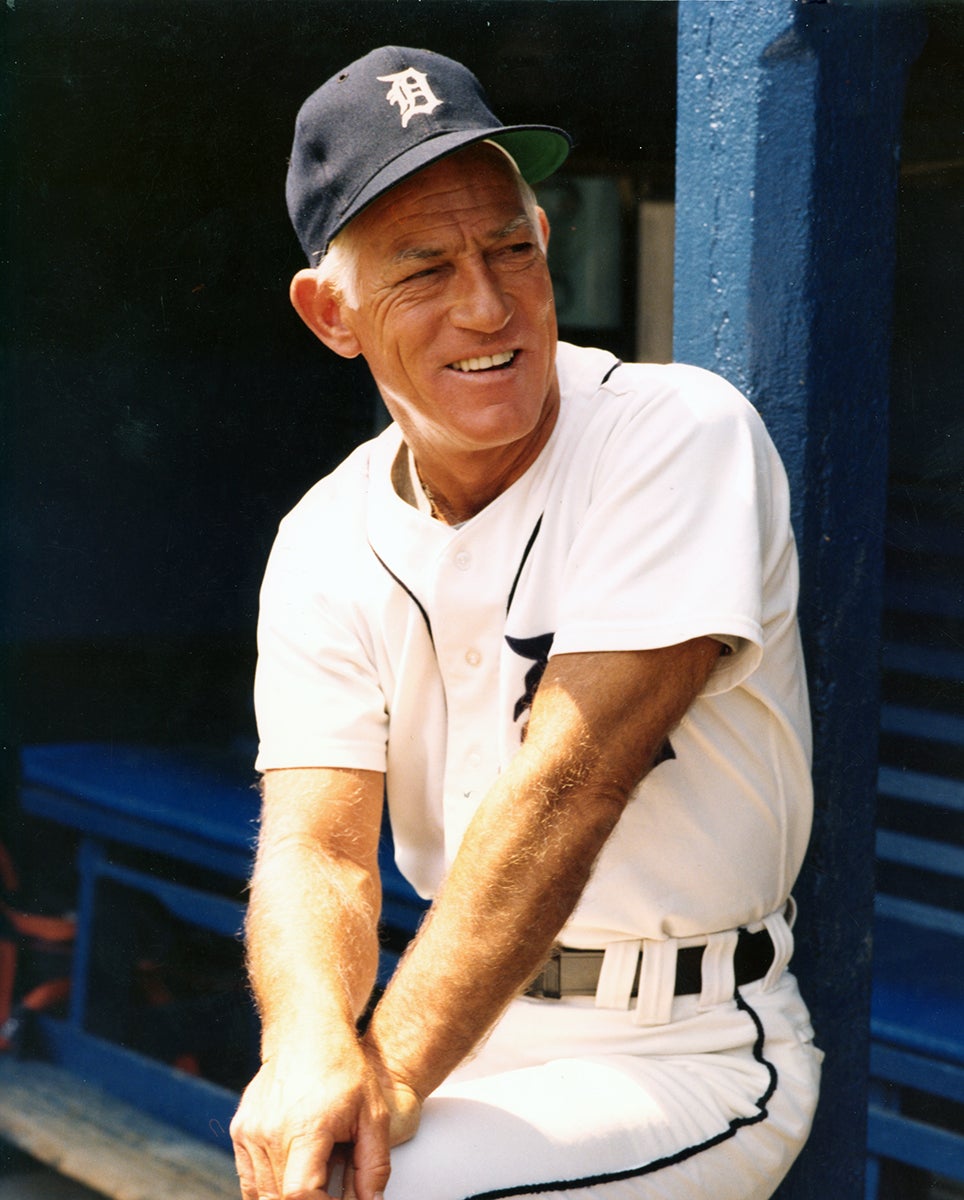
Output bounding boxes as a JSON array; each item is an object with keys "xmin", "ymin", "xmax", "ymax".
[
  {"xmin": 254, "ymin": 516, "xmax": 389, "ymax": 773},
  {"xmin": 551, "ymin": 365, "xmax": 777, "ymax": 694}
]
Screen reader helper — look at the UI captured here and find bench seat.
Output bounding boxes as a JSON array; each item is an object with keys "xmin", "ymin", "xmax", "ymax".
[
  {"xmin": 866, "ymin": 564, "xmax": 964, "ymax": 1200},
  {"xmin": 871, "ymin": 911, "xmax": 964, "ymax": 1068},
  {"xmin": 14, "ymin": 740, "xmax": 428, "ymax": 1149}
]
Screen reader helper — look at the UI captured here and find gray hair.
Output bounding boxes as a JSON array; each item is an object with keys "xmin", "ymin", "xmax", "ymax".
[{"xmin": 314, "ymin": 142, "xmax": 545, "ymax": 308}]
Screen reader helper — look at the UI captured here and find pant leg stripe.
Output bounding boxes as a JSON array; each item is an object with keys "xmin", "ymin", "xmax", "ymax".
[{"xmin": 461, "ymin": 990, "xmax": 778, "ymax": 1200}]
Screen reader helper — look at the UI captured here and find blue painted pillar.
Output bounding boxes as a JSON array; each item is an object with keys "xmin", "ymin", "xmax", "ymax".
[{"xmin": 674, "ymin": 4, "xmax": 924, "ymax": 1196}]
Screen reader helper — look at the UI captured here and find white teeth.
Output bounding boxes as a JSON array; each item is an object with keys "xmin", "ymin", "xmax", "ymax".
[{"xmin": 451, "ymin": 350, "xmax": 515, "ymax": 372}]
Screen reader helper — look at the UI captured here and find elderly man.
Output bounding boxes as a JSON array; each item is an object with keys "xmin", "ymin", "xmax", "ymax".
[{"xmin": 230, "ymin": 46, "xmax": 822, "ymax": 1200}]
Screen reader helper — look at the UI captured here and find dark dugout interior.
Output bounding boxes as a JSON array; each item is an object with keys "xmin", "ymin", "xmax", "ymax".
[
  {"xmin": 2, "ymin": 0, "xmax": 960, "ymax": 765},
  {"xmin": 1, "ymin": 1, "xmax": 677, "ymax": 755}
]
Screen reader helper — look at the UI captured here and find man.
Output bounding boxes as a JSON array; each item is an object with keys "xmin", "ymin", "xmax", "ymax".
[{"xmin": 230, "ymin": 45, "xmax": 822, "ymax": 1200}]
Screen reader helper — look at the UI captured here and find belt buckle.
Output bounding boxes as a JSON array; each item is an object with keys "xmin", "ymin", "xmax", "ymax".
[{"xmin": 527, "ymin": 946, "xmax": 562, "ymax": 999}]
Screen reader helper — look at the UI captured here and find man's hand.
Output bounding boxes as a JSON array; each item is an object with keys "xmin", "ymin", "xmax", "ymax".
[
  {"xmin": 230, "ymin": 1034, "xmax": 393, "ymax": 1200},
  {"xmin": 339, "ymin": 1057, "xmax": 423, "ymax": 1200},
  {"xmin": 366, "ymin": 1048, "xmax": 424, "ymax": 1148}
]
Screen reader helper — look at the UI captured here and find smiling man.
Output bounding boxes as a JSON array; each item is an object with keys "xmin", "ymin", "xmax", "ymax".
[
  {"xmin": 230, "ymin": 46, "xmax": 822, "ymax": 1200},
  {"xmin": 292, "ymin": 145, "xmax": 561, "ymax": 524}
]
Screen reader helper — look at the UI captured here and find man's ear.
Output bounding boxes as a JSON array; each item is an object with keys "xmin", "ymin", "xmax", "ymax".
[
  {"xmin": 536, "ymin": 206, "xmax": 551, "ymax": 252},
  {"xmin": 289, "ymin": 269, "xmax": 362, "ymax": 359}
]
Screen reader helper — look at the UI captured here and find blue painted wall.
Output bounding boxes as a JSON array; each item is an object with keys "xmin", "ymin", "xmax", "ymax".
[{"xmin": 674, "ymin": 4, "xmax": 925, "ymax": 1195}]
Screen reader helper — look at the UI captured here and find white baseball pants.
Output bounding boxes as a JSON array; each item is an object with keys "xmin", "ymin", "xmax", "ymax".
[{"xmin": 381, "ymin": 970, "xmax": 822, "ymax": 1200}]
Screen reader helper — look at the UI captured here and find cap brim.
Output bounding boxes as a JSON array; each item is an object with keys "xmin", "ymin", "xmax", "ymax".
[
  {"xmin": 489, "ymin": 127, "xmax": 572, "ymax": 185},
  {"xmin": 333, "ymin": 124, "xmax": 571, "ymax": 247}
]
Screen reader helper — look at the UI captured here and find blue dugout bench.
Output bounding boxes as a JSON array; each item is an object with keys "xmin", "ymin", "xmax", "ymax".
[
  {"xmin": 12, "ymin": 740, "xmax": 428, "ymax": 1152},
  {"xmin": 865, "ymin": 494, "xmax": 964, "ymax": 1196}
]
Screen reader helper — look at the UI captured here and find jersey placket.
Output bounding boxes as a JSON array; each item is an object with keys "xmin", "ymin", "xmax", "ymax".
[{"xmin": 428, "ymin": 530, "xmax": 507, "ymax": 864}]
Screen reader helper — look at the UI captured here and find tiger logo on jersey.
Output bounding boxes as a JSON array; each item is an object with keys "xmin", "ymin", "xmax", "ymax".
[{"xmin": 506, "ymin": 632, "xmax": 555, "ymax": 734}]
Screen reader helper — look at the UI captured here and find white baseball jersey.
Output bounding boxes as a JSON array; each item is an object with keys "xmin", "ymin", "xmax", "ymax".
[{"xmin": 255, "ymin": 342, "xmax": 813, "ymax": 946}]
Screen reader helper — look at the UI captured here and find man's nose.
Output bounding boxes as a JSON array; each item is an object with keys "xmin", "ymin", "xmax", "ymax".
[{"xmin": 449, "ymin": 261, "xmax": 512, "ymax": 333}]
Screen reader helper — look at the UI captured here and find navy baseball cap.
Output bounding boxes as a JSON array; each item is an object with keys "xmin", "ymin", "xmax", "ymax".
[{"xmin": 286, "ymin": 45, "xmax": 572, "ymax": 262}]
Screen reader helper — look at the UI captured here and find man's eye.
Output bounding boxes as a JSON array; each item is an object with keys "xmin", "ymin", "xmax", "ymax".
[
  {"xmin": 495, "ymin": 241, "xmax": 538, "ymax": 266},
  {"xmin": 404, "ymin": 266, "xmax": 439, "ymax": 282}
]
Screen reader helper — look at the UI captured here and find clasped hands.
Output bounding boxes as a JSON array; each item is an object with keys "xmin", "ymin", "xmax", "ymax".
[{"xmin": 230, "ymin": 1029, "xmax": 422, "ymax": 1200}]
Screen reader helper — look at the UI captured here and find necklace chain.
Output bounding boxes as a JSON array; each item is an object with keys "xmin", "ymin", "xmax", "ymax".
[{"xmin": 417, "ymin": 472, "xmax": 445, "ymax": 522}]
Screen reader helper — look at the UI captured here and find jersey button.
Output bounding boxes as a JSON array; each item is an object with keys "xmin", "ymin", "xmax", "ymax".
[
  {"xmin": 465, "ymin": 648, "xmax": 482, "ymax": 667},
  {"xmin": 454, "ymin": 551, "xmax": 471, "ymax": 571}
]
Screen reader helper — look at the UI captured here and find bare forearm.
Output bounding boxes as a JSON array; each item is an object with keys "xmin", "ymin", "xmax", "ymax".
[
  {"xmin": 245, "ymin": 768, "xmax": 384, "ymax": 1057},
  {"xmin": 231, "ymin": 768, "xmax": 395, "ymax": 1200},
  {"xmin": 364, "ymin": 758, "xmax": 621, "ymax": 1096},
  {"xmin": 247, "ymin": 839, "xmax": 381, "ymax": 1053}
]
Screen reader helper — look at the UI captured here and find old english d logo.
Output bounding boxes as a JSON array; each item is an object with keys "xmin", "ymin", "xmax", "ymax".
[{"xmin": 377, "ymin": 68, "xmax": 443, "ymax": 128}]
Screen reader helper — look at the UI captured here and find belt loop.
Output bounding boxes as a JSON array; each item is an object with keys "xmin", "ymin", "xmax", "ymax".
[
  {"xmin": 633, "ymin": 938, "xmax": 677, "ymax": 1026},
  {"xmin": 698, "ymin": 929, "xmax": 739, "ymax": 1010},
  {"xmin": 595, "ymin": 939, "xmax": 642, "ymax": 1010},
  {"xmin": 760, "ymin": 906, "xmax": 795, "ymax": 991}
]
